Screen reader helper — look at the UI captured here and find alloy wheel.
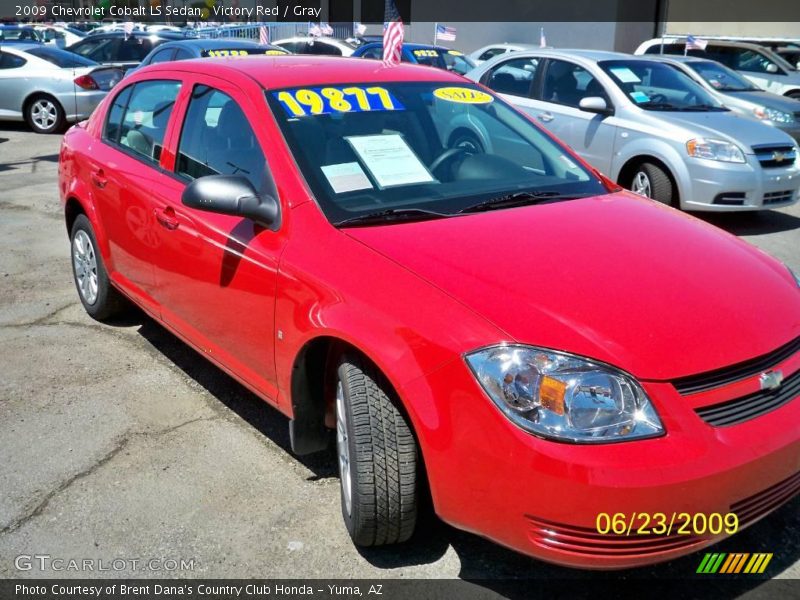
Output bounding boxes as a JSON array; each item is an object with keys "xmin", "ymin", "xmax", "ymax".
[
  {"xmin": 72, "ymin": 230, "xmax": 99, "ymax": 305},
  {"xmin": 30, "ymin": 99, "xmax": 58, "ymax": 131},
  {"xmin": 336, "ymin": 381, "xmax": 352, "ymax": 516},
  {"xmin": 632, "ymin": 171, "xmax": 652, "ymax": 198}
]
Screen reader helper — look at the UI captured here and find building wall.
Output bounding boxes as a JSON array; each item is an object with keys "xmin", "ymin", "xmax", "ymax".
[{"xmin": 665, "ymin": 21, "xmax": 800, "ymax": 39}]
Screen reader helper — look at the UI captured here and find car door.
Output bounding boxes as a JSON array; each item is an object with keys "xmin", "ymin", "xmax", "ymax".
[
  {"xmin": 146, "ymin": 76, "xmax": 285, "ymax": 402},
  {"xmin": 531, "ymin": 58, "xmax": 617, "ymax": 174},
  {"xmin": 89, "ymin": 78, "xmax": 182, "ymax": 313},
  {"xmin": 0, "ymin": 51, "xmax": 28, "ymax": 117}
]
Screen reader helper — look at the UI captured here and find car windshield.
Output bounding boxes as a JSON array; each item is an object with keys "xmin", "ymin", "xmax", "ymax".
[
  {"xmin": 686, "ymin": 60, "xmax": 759, "ymax": 91},
  {"xmin": 0, "ymin": 27, "xmax": 40, "ymax": 42},
  {"xmin": 267, "ymin": 81, "xmax": 608, "ymax": 225},
  {"xmin": 26, "ymin": 46, "xmax": 97, "ymax": 67},
  {"xmin": 599, "ymin": 60, "xmax": 726, "ymax": 111},
  {"xmin": 410, "ymin": 48, "xmax": 474, "ymax": 74}
]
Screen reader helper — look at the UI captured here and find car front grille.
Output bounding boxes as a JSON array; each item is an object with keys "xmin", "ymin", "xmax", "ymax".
[
  {"xmin": 731, "ymin": 470, "xmax": 800, "ymax": 528},
  {"xmin": 752, "ymin": 144, "xmax": 797, "ymax": 168},
  {"xmin": 671, "ymin": 336, "xmax": 800, "ymax": 395},
  {"xmin": 525, "ymin": 515, "xmax": 705, "ymax": 557},
  {"xmin": 695, "ymin": 368, "xmax": 800, "ymax": 427},
  {"xmin": 763, "ymin": 190, "xmax": 794, "ymax": 205}
]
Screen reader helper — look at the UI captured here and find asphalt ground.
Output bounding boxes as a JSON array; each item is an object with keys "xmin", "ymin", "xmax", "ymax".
[{"xmin": 0, "ymin": 124, "xmax": 798, "ymax": 588}]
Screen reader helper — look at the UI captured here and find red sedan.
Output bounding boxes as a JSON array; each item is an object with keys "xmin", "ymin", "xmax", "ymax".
[{"xmin": 58, "ymin": 56, "xmax": 800, "ymax": 569}]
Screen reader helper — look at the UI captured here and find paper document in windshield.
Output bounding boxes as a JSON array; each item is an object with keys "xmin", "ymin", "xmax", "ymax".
[
  {"xmin": 346, "ymin": 134, "xmax": 435, "ymax": 189},
  {"xmin": 321, "ymin": 162, "xmax": 373, "ymax": 194}
]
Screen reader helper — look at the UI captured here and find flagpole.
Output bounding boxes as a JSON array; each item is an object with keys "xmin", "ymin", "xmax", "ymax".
[{"xmin": 433, "ymin": 22, "xmax": 437, "ymax": 46}]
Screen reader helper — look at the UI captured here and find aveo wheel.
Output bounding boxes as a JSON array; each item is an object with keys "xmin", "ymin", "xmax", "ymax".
[
  {"xmin": 25, "ymin": 95, "xmax": 66, "ymax": 134},
  {"xmin": 336, "ymin": 355, "xmax": 418, "ymax": 546},
  {"xmin": 630, "ymin": 162, "xmax": 676, "ymax": 207},
  {"xmin": 70, "ymin": 214, "xmax": 127, "ymax": 321}
]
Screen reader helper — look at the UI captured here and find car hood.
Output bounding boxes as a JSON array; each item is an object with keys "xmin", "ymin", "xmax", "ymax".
[
  {"xmin": 663, "ymin": 110, "xmax": 795, "ymax": 150},
  {"xmin": 344, "ymin": 193, "xmax": 800, "ymax": 381},
  {"xmin": 726, "ymin": 90, "xmax": 800, "ymax": 113}
]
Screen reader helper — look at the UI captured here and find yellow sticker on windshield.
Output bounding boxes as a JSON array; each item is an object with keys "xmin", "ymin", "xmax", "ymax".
[
  {"xmin": 447, "ymin": 50, "xmax": 464, "ymax": 56},
  {"xmin": 413, "ymin": 49, "xmax": 438, "ymax": 57},
  {"xmin": 265, "ymin": 49, "xmax": 288, "ymax": 55},
  {"xmin": 205, "ymin": 49, "xmax": 250, "ymax": 57},
  {"xmin": 433, "ymin": 87, "xmax": 493, "ymax": 104}
]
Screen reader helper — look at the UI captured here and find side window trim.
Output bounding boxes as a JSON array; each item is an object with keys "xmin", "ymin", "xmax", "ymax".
[{"xmin": 103, "ymin": 83, "xmax": 134, "ymax": 144}]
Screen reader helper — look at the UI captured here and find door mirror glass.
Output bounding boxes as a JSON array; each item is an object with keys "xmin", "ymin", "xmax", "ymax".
[
  {"xmin": 766, "ymin": 63, "xmax": 779, "ymax": 74},
  {"xmin": 182, "ymin": 175, "xmax": 280, "ymax": 228}
]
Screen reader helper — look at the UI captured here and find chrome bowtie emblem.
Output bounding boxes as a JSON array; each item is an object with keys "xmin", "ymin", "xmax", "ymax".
[
  {"xmin": 773, "ymin": 151, "xmax": 785, "ymax": 162},
  {"xmin": 759, "ymin": 370, "xmax": 783, "ymax": 391}
]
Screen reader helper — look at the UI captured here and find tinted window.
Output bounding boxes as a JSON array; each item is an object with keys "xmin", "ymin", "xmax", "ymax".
[
  {"xmin": 277, "ymin": 41, "xmax": 302, "ymax": 53},
  {"xmin": 71, "ymin": 37, "xmax": 118, "ymax": 62},
  {"xmin": 735, "ymin": 49, "xmax": 780, "ymax": 73},
  {"xmin": 479, "ymin": 47, "xmax": 508, "ymax": 61},
  {"xmin": 306, "ymin": 41, "xmax": 341, "ymax": 56},
  {"xmin": 484, "ymin": 57, "xmax": 539, "ymax": 97},
  {"xmin": 104, "ymin": 85, "xmax": 133, "ymax": 144},
  {"xmin": 176, "ymin": 85, "xmax": 266, "ymax": 190},
  {"xmin": 117, "ymin": 37, "xmax": 155, "ymax": 62},
  {"xmin": 148, "ymin": 48, "xmax": 175, "ymax": 64},
  {"xmin": 542, "ymin": 59, "xmax": 607, "ymax": 108},
  {"xmin": 360, "ymin": 46, "xmax": 383, "ymax": 60},
  {"xmin": 174, "ymin": 48, "xmax": 194, "ymax": 61},
  {"xmin": 0, "ymin": 52, "xmax": 26, "ymax": 69},
  {"xmin": 113, "ymin": 80, "xmax": 181, "ymax": 163},
  {"xmin": 26, "ymin": 46, "xmax": 96, "ymax": 68}
]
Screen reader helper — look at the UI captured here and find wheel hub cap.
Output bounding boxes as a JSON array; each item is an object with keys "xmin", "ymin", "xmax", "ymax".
[
  {"xmin": 72, "ymin": 230, "xmax": 98, "ymax": 305},
  {"xmin": 31, "ymin": 100, "xmax": 57, "ymax": 130},
  {"xmin": 336, "ymin": 381, "xmax": 352, "ymax": 516},
  {"xmin": 632, "ymin": 171, "xmax": 652, "ymax": 198}
]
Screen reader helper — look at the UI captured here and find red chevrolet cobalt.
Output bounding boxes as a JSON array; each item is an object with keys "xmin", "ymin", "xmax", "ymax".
[{"xmin": 58, "ymin": 56, "xmax": 800, "ymax": 569}]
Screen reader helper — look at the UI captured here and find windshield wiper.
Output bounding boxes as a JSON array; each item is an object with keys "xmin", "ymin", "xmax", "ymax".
[
  {"xmin": 638, "ymin": 101, "xmax": 678, "ymax": 110},
  {"xmin": 334, "ymin": 207, "xmax": 452, "ymax": 227},
  {"xmin": 680, "ymin": 104, "xmax": 727, "ymax": 111},
  {"xmin": 458, "ymin": 191, "xmax": 593, "ymax": 214}
]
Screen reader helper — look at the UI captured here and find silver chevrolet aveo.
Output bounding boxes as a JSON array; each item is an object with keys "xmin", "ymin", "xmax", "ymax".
[{"xmin": 467, "ymin": 49, "xmax": 800, "ymax": 211}]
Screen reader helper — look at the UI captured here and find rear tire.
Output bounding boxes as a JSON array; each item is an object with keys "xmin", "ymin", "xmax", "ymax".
[
  {"xmin": 70, "ymin": 214, "xmax": 128, "ymax": 321},
  {"xmin": 336, "ymin": 355, "xmax": 418, "ymax": 546},
  {"xmin": 630, "ymin": 162, "xmax": 676, "ymax": 207},
  {"xmin": 25, "ymin": 94, "xmax": 66, "ymax": 134}
]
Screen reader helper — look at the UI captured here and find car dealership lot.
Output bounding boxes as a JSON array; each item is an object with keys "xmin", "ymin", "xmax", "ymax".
[{"xmin": 1, "ymin": 126, "xmax": 799, "ymax": 582}]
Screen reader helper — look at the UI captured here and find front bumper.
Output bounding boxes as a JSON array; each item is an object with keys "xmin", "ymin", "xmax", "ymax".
[
  {"xmin": 681, "ymin": 153, "xmax": 800, "ymax": 211},
  {"xmin": 402, "ymin": 354, "xmax": 800, "ymax": 569}
]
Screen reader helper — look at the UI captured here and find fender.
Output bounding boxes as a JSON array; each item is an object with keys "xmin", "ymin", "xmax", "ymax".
[{"xmin": 611, "ymin": 136, "xmax": 691, "ymax": 205}]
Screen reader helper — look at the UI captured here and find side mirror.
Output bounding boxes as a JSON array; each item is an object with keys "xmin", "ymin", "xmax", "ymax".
[
  {"xmin": 579, "ymin": 96, "xmax": 613, "ymax": 115},
  {"xmin": 766, "ymin": 63, "xmax": 779, "ymax": 74},
  {"xmin": 182, "ymin": 175, "xmax": 280, "ymax": 229}
]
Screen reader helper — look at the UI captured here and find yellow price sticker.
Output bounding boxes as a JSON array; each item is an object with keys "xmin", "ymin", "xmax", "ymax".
[
  {"xmin": 413, "ymin": 49, "xmax": 439, "ymax": 58},
  {"xmin": 274, "ymin": 86, "xmax": 404, "ymax": 117},
  {"xmin": 433, "ymin": 87, "xmax": 494, "ymax": 104},
  {"xmin": 265, "ymin": 49, "xmax": 287, "ymax": 55},
  {"xmin": 447, "ymin": 50, "xmax": 464, "ymax": 56},
  {"xmin": 205, "ymin": 49, "xmax": 250, "ymax": 57}
]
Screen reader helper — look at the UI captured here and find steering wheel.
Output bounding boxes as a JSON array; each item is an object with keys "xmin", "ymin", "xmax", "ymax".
[
  {"xmin": 429, "ymin": 147, "xmax": 469, "ymax": 175},
  {"xmin": 648, "ymin": 92, "xmax": 669, "ymax": 104},
  {"xmin": 683, "ymin": 91, "xmax": 700, "ymax": 104}
]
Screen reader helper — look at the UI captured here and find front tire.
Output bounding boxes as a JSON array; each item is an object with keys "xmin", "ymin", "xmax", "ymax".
[
  {"xmin": 25, "ymin": 95, "xmax": 66, "ymax": 134},
  {"xmin": 336, "ymin": 355, "xmax": 418, "ymax": 546},
  {"xmin": 70, "ymin": 214, "xmax": 128, "ymax": 321},
  {"xmin": 630, "ymin": 162, "xmax": 676, "ymax": 207}
]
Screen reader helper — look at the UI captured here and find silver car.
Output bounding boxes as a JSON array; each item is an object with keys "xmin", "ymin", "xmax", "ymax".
[
  {"xmin": 650, "ymin": 55, "xmax": 800, "ymax": 143},
  {"xmin": 635, "ymin": 39, "xmax": 800, "ymax": 99},
  {"xmin": 466, "ymin": 49, "xmax": 800, "ymax": 211},
  {"xmin": 0, "ymin": 44, "xmax": 121, "ymax": 133}
]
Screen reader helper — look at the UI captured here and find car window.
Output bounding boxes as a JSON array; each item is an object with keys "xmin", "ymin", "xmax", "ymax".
[
  {"xmin": 360, "ymin": 46, "xmax": 383, "ymax": 60},
  {"xmin": 276, "ymin": 41, "xmax": 300, "ymax": 53},
  {"xmin": 26, "ymin": 46, "xmax": 97, "ymax": 68},
  {"xmin": 268, "ymin": 82, "xmax": 607, "ymax": 225},
  {"xmin": 542, "ymin": 59, "xmax": 607, "ymax": 107},
  {"xmin": 484, "ymin": 57, "xmax": 539, "ymax": 97},
  {"xmin": 109, "ymin": 80, "xmax": 181, "ymax": 164},
  {"xmin": 735, "ymin": 49, "xmax": 780, "ymax": 74},
  {"xmin": 104, "ymin": 84, "xmax": 133, "ymax": 144},
  {"xmin": 0, "ymin": 52, "xmax": 26, "ymax": 69},
  {"xmin": 479, "ymin": 47, "xmax": 508, "ymax": 61},
  {"xmin": 174, "ymin": 48, "xmax": 193, "ymax": 61},
  {"xmin": 148, "ymin": 48, "xmax": 174, "ymax": 64},
  {"xmin": 442, "ymin": 52, "xmax": 475, "ymax": 75},
  {"xmin": 306, "ymin": 41, "xmax": 341, "ymax": 56},
  {"xmin": 72, "ymin": 37, "xmax": 118, "ymax": 62},
  {"xmin": 687, "ymin": 60, "xmax": 758, "ymax": 91},
  {"xmin": 118, "ymin": 37, "xmax": 155, "ymax": 62},
  {"xmin": 176, "ymin": 85, "xmax": 266, "ymax": 190}
]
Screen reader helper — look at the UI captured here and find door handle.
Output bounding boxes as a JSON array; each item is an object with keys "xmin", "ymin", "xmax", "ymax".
[
  {"xmin": 537, "ymin": 112, "xmax": 554, "ymax": 123},
  {"xmin": 91, "ymin": 169, "xmax": 108, "ymax": 189},
  {"xmin": 154, "ymin": 207, "xmax": 179, "ymax": 231}
]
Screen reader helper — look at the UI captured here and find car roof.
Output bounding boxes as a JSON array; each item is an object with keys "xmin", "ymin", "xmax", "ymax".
[
  {"xmin": 141, "ymin": 55, "xmax": 466, "ymax": 89},
  {"xmin": 645, "ymin": 37, "xmax": 771, "ymax": 51},
  {"xmin": 1, "ymin": 43, "xmax": 39, "ymax": 52},
  {"xmin": 495, "ymin": 48, "xmax": 650, "ymax": 63},
  {"xmin": 159, "ymin": 38, "xmax": 265, "ymax": 50}
]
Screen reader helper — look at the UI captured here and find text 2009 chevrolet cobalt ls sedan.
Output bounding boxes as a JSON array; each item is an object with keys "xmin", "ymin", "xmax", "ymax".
[{"xmin": 59, "ymin": 56, "xmax": 800, "ymax": 569}]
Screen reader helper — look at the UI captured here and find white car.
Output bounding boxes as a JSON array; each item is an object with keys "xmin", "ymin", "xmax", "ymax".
[
  {"xmin": 468, "ymin": 43, "xmax": 536, "ymax": 64},
  {"xmin": 273, "ymin": 36, "xmax": 355, "ymax": 57},
  {"xmin": 34, "ymin": 25, "xmax": 85, "ymax": 48},
  {"xmin": 635, "ymin": 38, "xmax": 800, "ymax": 99}
]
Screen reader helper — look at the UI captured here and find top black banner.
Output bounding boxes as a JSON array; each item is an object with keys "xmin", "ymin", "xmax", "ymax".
[{"xmin": 1, "ymin": 0, "xmax": 800, "ymax": 23}]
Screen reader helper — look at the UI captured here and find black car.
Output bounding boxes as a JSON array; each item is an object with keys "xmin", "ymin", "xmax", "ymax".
[
  {"xmin": 128, "ymin": 38, "xmax": 289, "ymax": 75},
  {"xmin": 65, "ymin": 31, "xmax": 188, "ymax": 69}
]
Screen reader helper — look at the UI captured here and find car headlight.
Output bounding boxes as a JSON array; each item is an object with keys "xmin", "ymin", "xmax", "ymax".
[
  {"xmin": 686, "ymin": 138, "xmax": 746, "ymax": 163},
  {"xmin": 753, "ymin": 106, "xmax": 795, "ymax": 124},
  {"xmin": 465, "ymin": 345, "xmax": 664, "ymax": 443}
]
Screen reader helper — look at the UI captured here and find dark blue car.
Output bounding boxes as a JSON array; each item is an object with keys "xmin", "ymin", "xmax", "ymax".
[
  {"xmin": 351, "ymin": 42, "xmax": 475, "ymax": 75},
  {"xmin": 129, "ymin": 38, "xmax": 290, "ymax": 76}
]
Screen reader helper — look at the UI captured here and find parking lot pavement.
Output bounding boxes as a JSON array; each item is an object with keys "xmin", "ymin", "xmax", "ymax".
[{"xmin": 0, "ymin": 125, "xmax": 798, "ymax": 584}]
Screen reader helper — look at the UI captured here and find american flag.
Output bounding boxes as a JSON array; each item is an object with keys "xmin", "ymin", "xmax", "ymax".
[
  {"xmin": 354, "ymin": 22, "xmax": 367, "ymax": 36},
  {"xmin": 308, "ymin": 22, "xmax": 322, "ymax": 37},
  {"xmin": 539, "ymin": 27, "xmax": 546, "ymax": 48},
  {"xmin": 435, "ymin": 24, "xmax": 456, "ymax": 42},
  {"xmin": 321, "ymin": 22, "xmax": 334, "ymax": 36},
  {"xmin": 259, "ymin": 25, "xmax": 269, "ymax": 45},
  {"xmin": 686, "ymin": 34, "xmax": 708, "ymax": 50},
  {"xmin": 383, "ymin": 0, "xmax": 403, "ymax": 66}
]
